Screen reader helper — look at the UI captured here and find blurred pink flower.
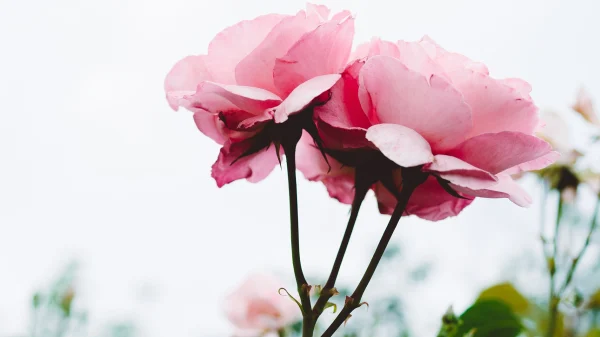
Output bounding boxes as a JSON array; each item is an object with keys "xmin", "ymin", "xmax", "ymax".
[
  {"xmin": 224, "ymin": 273, "xmax": 299, "ymax": 337},
  {"xmin": 537, "ymin": 110, "xmax": 582, "ymax": 165},
  {"xmin": 299, "ymin": 37, "xmax": 559, "ymax": 221},
  {"xmin": 165, "ymin": 4, "xmax": 354, "ymax": 187},
  {"xmin": 572, "ymin": 87, "xmax": 599, "ymax": 126}
]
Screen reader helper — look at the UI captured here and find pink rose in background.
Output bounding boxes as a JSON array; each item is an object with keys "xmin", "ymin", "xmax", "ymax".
[
  {"xmin": 572, "ymin": 87, "xmax": 599, "ymax": 126},
  {"xmin": 165, "ymin": 4, "xmax": 354, "ymax": 187},
  {"xmin": 299, "ymin": 36, "xmax": 559, "ymax": 221},
  {"xmin": 224, "ymin": 273, "xmax": 299, "ymax": 337}
]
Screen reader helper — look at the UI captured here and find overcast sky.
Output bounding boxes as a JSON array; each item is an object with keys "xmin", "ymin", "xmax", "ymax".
[{"xmin": 1, "ymin": 0, "xmax": 599, "ymax": 336}]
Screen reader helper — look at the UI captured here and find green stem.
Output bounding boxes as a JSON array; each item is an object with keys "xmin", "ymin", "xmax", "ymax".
[
  {"xmin": 559, "ymin": 197, "xmax": 600, "ymax": 295},
  {"xmin": 282, "ymin": 140, "xmax": 313, "ymax": 337},
  {"xmin": 547, "ymin": 195, "xmax": 564, "ymax": 337},
  {"xmin": 321, "ymin": 180, "xmax": 418, "ymax": 337},
  {"xmin": 312, "ymin": 178, "xmax": 369, "ymax": 320}
]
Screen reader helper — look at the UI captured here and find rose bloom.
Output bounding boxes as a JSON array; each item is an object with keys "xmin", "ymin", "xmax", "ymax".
[
  {"xmin": 165, "ymin": 4, "xmax": 354, "ymax": 187},
  {"xmin": 298, "ymin": 37, "xmax": 559, "ymax": 221},
  {"xmin": 224, "ymin": 273, "xmax": 299, "ymax": 336},
  {"xmin": 572, "ymin": 87, "xmax": 600, "ymax": 126}
]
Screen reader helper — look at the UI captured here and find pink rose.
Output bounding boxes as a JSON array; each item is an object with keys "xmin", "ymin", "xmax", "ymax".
[
  {"xmin": 299, "ymin": 37, "xmax": 559, "ymax": 221},
  {"xmin": 165, "ymin": 4, "xmax": 354, "ymax": 187},
  {"xmin": 572, "ymin": 87, "xmax": 599, "ymax": 126},
  {"xmin": 224, "ymin": 273, "xmax": 299, "ymax": 336}
]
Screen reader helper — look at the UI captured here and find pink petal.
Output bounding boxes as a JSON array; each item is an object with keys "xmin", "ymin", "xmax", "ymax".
[
  {"xmin": 448, "ymin": 70, "xmax": 539, "ymax": 138},
  {"xmin": 235, "ymin": 11, "xmax": 320, "ymax": 93},
  {"xmin": 164, "ymin": 55, "xmax": 213, "ymax": 110},
  {"xmin": 406, "ymin": 176, "xmax": 474, "ymax": 221},
  {"xmin": 366, "ymin": 124, "xmax": 434, "ymax": 167},
  {"xmin": 446, "ymin": 131, "xmax": 557, "ymax": 174},
  {"xmin": 322, "ymin": 175, "xmax": 356, "ymax": 204},
  {"xmin": 350, "ymin": 38, "xmax": 401, "ymax": 61},
  {"xmin": 192, "ymin": 111, "xmax": 227, "ymax": 145},
  {"xmin": 314, "ymin": 61, "xmax": 371, "ymax": 149},
  {"xmin": 396, "ymin": 39, "xmax": 449, "ymax": 80},
  {"xmin": 296, "ymin": 131, "xmax": 356, "ymax": 204},
  {"xmin": 424, "ymin": 155, "xmax": 498, "ymax": 189},
  {"xmin": 273, "ymin": 18, "xmax": 354, "ymax": 97},
  {"xmin": 296, "ymin": 131, "xmax": 334, "ymax": 180},
  {"xmin": 274, "ymin": 74, "xmax": 341, "ymax": 123},
  {"xmin": 205, "ymin": 14, "xmax": 287, "ymax": 84},
  {"xmin": 331, "ymin": 10, "xmax": 352, "ymax": 22},
  {"xmin": 502, "ymin": 151, "xmax": 560, "ymax": 175},
  {"xmin": 316, "ymin": 118, "xmax": 369, "ymax": 150},
  {"xmin": 360, "ymin": 55, "xmax": 473, "ymax": 152},
  {"xmin": 211, "ymin": 140, "xmax": 279, "ymax": 187},
  {"xmin": 195, "ymin": 81, "xmax": 281, "ymax": 115},
  {"xmin": 451, "ymin": 174, "xmax": 532, "ymax": 207},
  {"xmin": 501, "ymin": 78, "xmax": 532, "ymax": 99},
  {"xmin": 306, "ymin": 3, "xmax": 330, "ymax": 21},
  {"xmin": 418, "ymin": 36, "xmax": 489, "ymax": 75},
  {"xmin": 374, "ymin": 176, "xmax": 473, "ymax": 221}
]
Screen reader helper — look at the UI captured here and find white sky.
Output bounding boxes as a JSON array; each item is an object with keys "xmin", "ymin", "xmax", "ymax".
[{"xmin": 1, "ymin": 0, "xmax": 599, "ymax": 336}]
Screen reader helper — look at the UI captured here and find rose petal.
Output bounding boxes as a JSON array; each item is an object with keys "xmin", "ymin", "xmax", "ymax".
[
  {"xmin": 192, "ymin": 111, "xmax": 227, "ymax": 145},
  {"xmin": 314, "ymin": 61, "xmax": 371, "ymax": 149},
  {"xmin": 322, "ymin": 175, "xmax": 356, "ymax": 204},
  {"xmin": 446, "ymin": 131, "xmax": 557, "ymax": 174},
  {"xmin": 425, "ymin": 155, "xmax": 498, "ymax": 189},
  {"xmin": 195, "ymin": 81, "xmax": 281, "ymax": 115},
  {"xmin": 211, "ymin": 140, "xmax": 279, "ymax": 187},
  {"xmin": 396, "ymin": 39, "xmax": 449, "ymax": 80},
  {"xmin": 273, "ymin": 18, "xmax": 354, "ymax": 97},
  {"xmin": 406, "ymin": 176, "xmax": 474, "ymax": 221},
  {"xmin": 451, "ymin": 174, "xmax": 532, "ymax": 207},
  {"xmin": 374, "ymin": 176, "xmax": 473, "ymax": 221},
  {"xmin": 296, "ymin": 131, "xmax": 355, "ymax": 204},
  {"xmin": 501, "ymin": 151, "xmax": 561, "ymax": 175},
  {"xmin": 235, "ymin": 12, "xmax": 320, "ymax": 93},
  {"xmin": 164, "ymin": 55, "xmax": 213, "ymax": 110},
  {"xmin": 418, "ymin": 36, "xmax": 489, "ymax": 75},
  {"xmin": 366, "ymin": 124, "xmax": 434, "ymax": 167},
  {"xmin": 351, "ymin": 38, "xmax": 401, "ymax": 61},
  {"xmin": 206, "ymin": 14, "xmax": 287, "ymax": 84},
  {"xmin": 360, "ymin": 55, "xmax": 472, "ymax": 151},
  {"xmin": 274, "ymin": 74, "xmax": 341, "ymax": 123},
  {"xmin": 306, "ymin": 3, "xmax": 330, "ymax": 21},
  {"xmin": 448, "ymin": 69, "xmax": 539, "ymax": 137}
]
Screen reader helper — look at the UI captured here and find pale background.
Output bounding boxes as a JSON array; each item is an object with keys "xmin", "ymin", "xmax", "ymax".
[{"xmin": 1, "ymin": 0, "xmax": 599, "ymax": 336}]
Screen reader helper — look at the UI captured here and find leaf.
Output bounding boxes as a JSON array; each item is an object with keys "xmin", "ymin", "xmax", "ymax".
[
  {"xmin": 278, "ymin": 288, "xmax": 304, "ymax": 314},
  {"xmin": 324, "ymin": 301, "xmax": 337, "ymax": 313},
  {"xmin": 477, "ymin": 283, "xmax": 530, "ymax": 315},
  {"xmin": 455, "ymin": 300, "xmax": 522, "ymax": 337}
]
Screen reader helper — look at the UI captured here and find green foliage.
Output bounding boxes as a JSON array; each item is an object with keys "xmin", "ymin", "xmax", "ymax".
[
  {"xmin": 477, "ymin": 283, "xmax": 530, "ymax": 315},
  {"xmin": 454, "ymin": 300, "xmax": 522, "ymax": 337}
]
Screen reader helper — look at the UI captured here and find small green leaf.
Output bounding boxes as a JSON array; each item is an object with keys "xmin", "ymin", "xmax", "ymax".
[
  {"xmin": 324, "ymin": 302, "xmax": 337, "ymax": 313},
  {"xmin": 456, "ymin": 300, "xmax": 522, "ymax": 337},
  {"xmin": 477, "ymin": 283, "xmax": 530, "ymax": 315},
  {"xmin": 278, "ymin": 288, "xmax": 303, "ymax": 314}
]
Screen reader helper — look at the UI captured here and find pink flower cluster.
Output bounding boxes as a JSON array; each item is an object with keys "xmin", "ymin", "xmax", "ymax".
[{"xmin": 165, "ymin": 3, "xmax": 558, "ymax": 221}]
